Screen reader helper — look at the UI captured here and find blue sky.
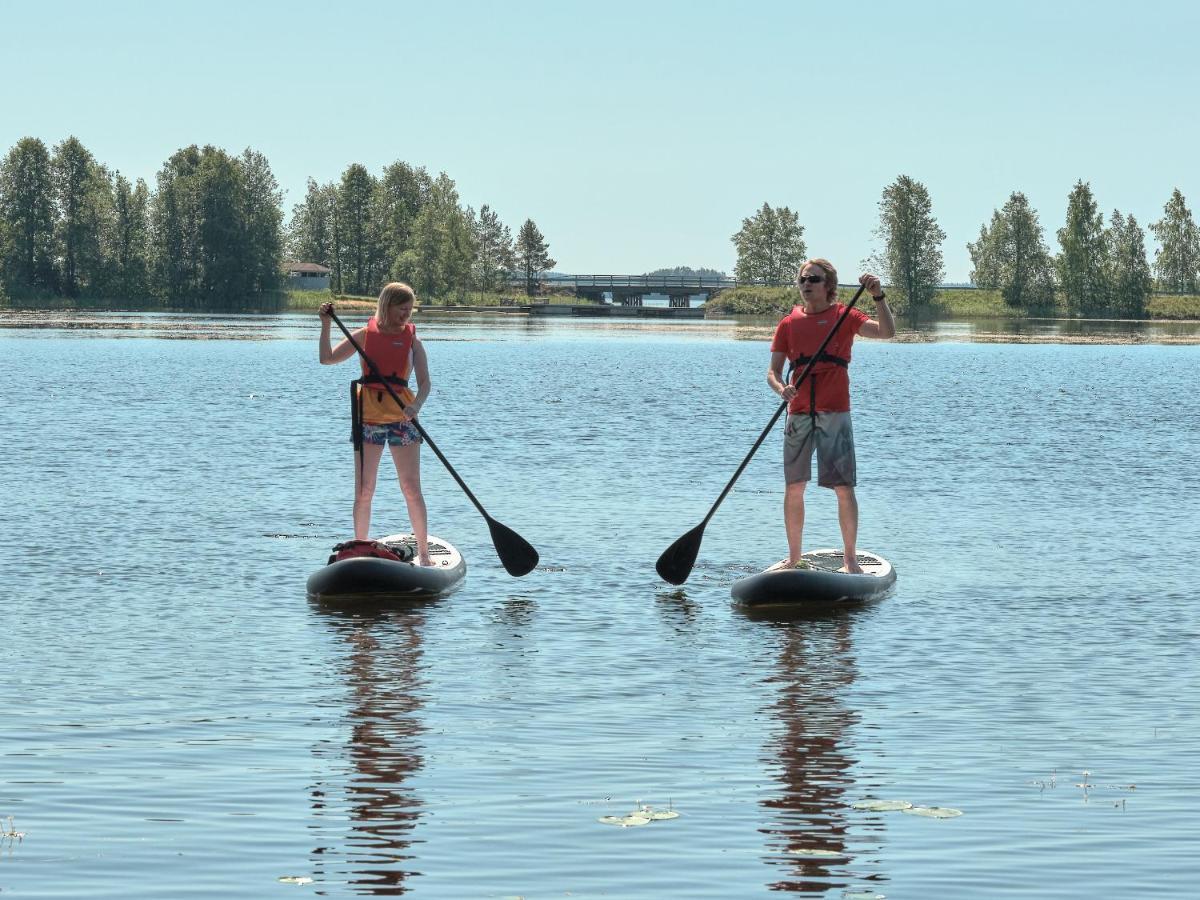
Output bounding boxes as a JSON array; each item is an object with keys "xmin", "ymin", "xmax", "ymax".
[{"xmin": 4, "ymin": 0, "xmax": 1198, "ymax": 282}]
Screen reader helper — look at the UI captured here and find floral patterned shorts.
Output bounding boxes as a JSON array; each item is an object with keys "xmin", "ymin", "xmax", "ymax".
[{"xmin": 357, "ymin": 421, "xmax": 422, "ymax": 447}]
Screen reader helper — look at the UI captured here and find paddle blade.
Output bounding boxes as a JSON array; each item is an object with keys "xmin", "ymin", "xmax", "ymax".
[
  {"xmin": 487, "ymin": 516, "xmax": 539, "ymax": 577},
  {"xmin": 655, "ymin": 522, "xmax": 706, "ymax": 585}
]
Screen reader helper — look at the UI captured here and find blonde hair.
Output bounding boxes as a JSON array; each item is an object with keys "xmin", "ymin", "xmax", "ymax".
[
  {"xmin": 797, "ymin": 258, "xmax": 838, "ymax": 302},
  {"xmin": 376, "ymin": 282, "xmax": 416, "ymax": 320}
]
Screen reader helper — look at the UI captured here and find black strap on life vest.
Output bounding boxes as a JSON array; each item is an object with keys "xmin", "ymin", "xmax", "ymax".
[
  {"xmin": 349, "ymin": 375, "xmax": 410, "ymax": 484},
  {"xmin": 790, "ymin": 351, "xmax": 849, "ymax": 369},
  {"xmin": 790, "ymin": 352, "xmax": 848, "ymax": 427}
]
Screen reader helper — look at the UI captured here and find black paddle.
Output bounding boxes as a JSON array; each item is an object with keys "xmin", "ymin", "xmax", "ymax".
[
  {"xmin": 655, "ymin": 283, "xmax": 867, "ymax": 585},
  {"xmin": 326, "ymin": 307, "xmax": 539, "ymax": 577}
]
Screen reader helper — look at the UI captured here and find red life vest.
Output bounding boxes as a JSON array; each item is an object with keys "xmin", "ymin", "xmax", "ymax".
[
  {"xmin": 357, "ymin": 317, "xmax": 416, "ymax": 424},
  {"xmin": 769, "ymin": 304, "xmax": 869, "ymax": 413}
]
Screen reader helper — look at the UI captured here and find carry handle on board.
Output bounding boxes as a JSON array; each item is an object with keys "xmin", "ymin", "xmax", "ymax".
[
  {"xmin": 326, "ymin": 307, "xmax": 539, "ymax": 577},
  {"xmin": 654, "ymin": 283, "xmax": 867, "ymax": 586}
]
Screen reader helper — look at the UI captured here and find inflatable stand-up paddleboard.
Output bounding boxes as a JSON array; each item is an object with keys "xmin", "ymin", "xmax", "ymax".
[
  {"xmin": 307, "ymin": 533, "xmax": 466, "ymax": 600},
  {"xmin": 732, "ymin": 549, "xmax": 895, "ymax": 608}
]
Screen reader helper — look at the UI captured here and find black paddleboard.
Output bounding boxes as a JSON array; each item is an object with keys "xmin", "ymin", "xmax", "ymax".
[
  {"xmin": 306, "ymin": 533, "xmax": 466, "ymax": 601},
  {"xmin": 732, "ymin": 549, "xmax": 896, "ymax": 608}
]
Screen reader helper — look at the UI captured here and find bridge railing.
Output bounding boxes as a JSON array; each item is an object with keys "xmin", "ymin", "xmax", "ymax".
[{"xmin": 504, "ymin": 274, "xmax": 795, "ymax": 290}]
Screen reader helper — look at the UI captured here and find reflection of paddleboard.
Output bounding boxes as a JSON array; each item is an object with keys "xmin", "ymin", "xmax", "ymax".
[
  {"xmin": 306, "ymin": 533, "xmax": 466, "ymax": 600},
  {"xmin": 731, "ymin": 550, "xmax": 896, "ymax": 608}
]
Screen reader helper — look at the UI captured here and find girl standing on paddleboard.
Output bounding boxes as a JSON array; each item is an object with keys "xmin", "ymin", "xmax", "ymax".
[{"xmin": 318, "ymin": 283, "xmax": 433, "ymax": 566}]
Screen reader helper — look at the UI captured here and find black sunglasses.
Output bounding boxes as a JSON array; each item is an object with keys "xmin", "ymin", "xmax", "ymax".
[{"xmin": 798, "ymin": 275, "xmax": 825, "ymax": 285}]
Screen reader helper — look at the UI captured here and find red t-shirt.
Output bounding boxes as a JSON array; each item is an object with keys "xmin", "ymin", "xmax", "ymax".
[{"xmin": 770, "ymin": 304, "xmax": 869, "ymax": 413}]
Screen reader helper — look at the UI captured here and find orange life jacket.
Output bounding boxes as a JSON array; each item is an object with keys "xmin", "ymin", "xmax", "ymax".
[{"xmin": 354, "ymin": 317, "xmax": 416, "ymax": 424}]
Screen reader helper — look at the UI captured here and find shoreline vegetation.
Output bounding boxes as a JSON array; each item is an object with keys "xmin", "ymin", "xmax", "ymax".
[
  {"xmin": 703, "ymin": 285, "xmax": 1200, "ymax": 321},
  {"xmin": 4, "ymin": 285, "xmax": 1198, "ymax": 321},
  {"xmin": 3, "ymin": 289, "xmax": 1200, "ymax": 346}
]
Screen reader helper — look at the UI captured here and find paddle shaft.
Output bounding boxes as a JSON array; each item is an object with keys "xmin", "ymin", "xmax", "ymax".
[
  {"xmin": 696, "ymin": 283, "xmax": 867, "ymax": 529},
  {"xmin": 327, "ymin": 309, "xmax": 491, "ymax": 521}
]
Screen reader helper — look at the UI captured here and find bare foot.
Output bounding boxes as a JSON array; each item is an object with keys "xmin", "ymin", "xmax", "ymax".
[
  {"xmin": 839, "ymin": 563, "xmax": 864, "ymax": 574},
  {"xmin": 418, "ymin": 556, "xmax": 434, "ymax": 567}
]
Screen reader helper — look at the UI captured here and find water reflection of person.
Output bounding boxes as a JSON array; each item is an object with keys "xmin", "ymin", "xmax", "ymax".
[
  {"xmin": 309, "ymin": 605, "xmax": 429, "ymax": 895},
  {"xmin": 756, "ymin": 612, "xmax": 873, "ymax": 894}
]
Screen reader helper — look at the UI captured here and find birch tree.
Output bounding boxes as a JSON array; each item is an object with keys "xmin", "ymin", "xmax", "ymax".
[
  {"xmin": 731, "ymin": 203, "xmax": 806, "ymax": 283},
  {"xmin": 52, "ymin": 136, "xmax": 110, "ymax": 297},
  {"xmin": 967, "ymin": 191, "xmax": 1055, "ymax": 310},
  {"xmin": 873, "ymin": 175, "xmax": 945, "ymax": 310},
  {"xmin": 1148, "ymin": 188, "xmax": 1200, "ymax": 293},
  {"xmin": 1056, "ymin": 181, "xmax": 1108, "ymax": 315},
  {"xmin": 1105, "ymin": 210, "xmax": 1152, "ymax": 317},
  {"xmin": 0, "ymin": 137, "xmax": 56, "ymax": 291}
]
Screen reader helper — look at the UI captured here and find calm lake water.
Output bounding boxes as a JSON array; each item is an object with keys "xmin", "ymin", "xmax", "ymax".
[{"xmin": 2, "ymin": 310, "xmax": 1199, "ymax": 899}]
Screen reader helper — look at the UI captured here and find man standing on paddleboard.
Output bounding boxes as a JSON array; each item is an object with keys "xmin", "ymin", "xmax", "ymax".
[{"xmin": 766, "ymin": 259, "xmax": 895, "ymax": 573}]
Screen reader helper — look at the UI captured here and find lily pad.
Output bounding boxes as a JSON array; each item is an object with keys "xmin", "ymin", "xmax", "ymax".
[
  {"xmin": 902, "ymin": 806, "xmax": 963, "ymax": 818},
  {"xmin": 851, "ymin": 798, "xmax": 912, "ymax": 812},
  {"xmin": 598, "ymin": 814, "xmax": 652, "ymax": 827}
]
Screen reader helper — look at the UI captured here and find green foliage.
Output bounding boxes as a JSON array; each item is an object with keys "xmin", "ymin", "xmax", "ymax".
[
  {"xmin": 0, "ymin": 137, "xmax": 56, "ymax": 291},
  {"xmin": 470, "ymin": 204, "xmax": 514, "ymax": 294},
  {"xmin": 395, "ymin": 174, "xmax": 477, "ymax": 301},
  {"xmin": 967, "ymin": 192, "xmax": 1055, "ymax": 311},
  {"xmin": 731, "ymin": 203, "xmax": 805, "ymax": 283},
  {"xmin": 150, "ymin": 145, "xmax": 202, "ymax": 302},
  {"xmin": 1145, "ymin": 292, "xmax": 1200, "ymax": 319},
  {"xmin": 1149, "ymin": 188, "xmax": 1200, "ymax": 293},
  {"xmin": 106, "ymin": 172, "xmax": 152, "ymax": 300},
  {"xmin": 516, "ymin": 219, "xmax": 555, "ymax": 295},
  {"xmin": 705, "ymin": 285, "xmax": 797, "ymax": 316},
  {"xmin": 2, "ymin": 136, "xmax": 522, "ymax": 310},
  {"xmin": 148, "ymin": 144, "xmax": 284, "ymax": 310},
  {"xmin": 871, "ymin": 175, "xmax": 945, "ymax": 309},
  {"xmin": 930, "ymin": 288, "xmax": 1027, "ymax": 317},
  {"xmin": 376, "ymin": 161, "xmax": 432, "ymax": 269},
  {"xmin": 1055, "ymin": 180, "xmax": 1108, "ymax": 315},
  {"xmin": 646, "ymin": 265, "xmax": 727, "ymax": 279},
  {"xmin": 239, "ymin": 149, "xmax": 284, "ymax": 296},
  {"xmin": 287, "ymin": 178, "xmax": 337, "ymax": 270},
  {"xmin": 336, "ymin": 163, "xmax": 381, "ymax": 296},
  {"xmin": 51, "ymin": 136, "xmax": 109, "ymax": 298},
  {"xmin": 1104, "ymin": 210, "xmax": 1153, "ymax": 317}
]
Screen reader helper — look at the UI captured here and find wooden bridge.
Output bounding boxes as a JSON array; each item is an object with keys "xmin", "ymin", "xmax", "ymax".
[{"xmin": 506, "ymin": 274, "xmax": 791, "ymax": 307}]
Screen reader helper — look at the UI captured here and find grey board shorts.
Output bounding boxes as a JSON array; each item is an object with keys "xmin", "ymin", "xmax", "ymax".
[{"xmin": 784, "ymin": 412, "xmax": 857, "ymax": 487}]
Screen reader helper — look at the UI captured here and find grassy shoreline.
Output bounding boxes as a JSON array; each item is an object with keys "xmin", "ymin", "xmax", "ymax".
[
  {"xmin": 3, "ymin": 286, "xmax": 1199, "ymax": 323},
  {"xmin": 704, "ymin": 285, "xmax": 1200, "ymax": 321}
]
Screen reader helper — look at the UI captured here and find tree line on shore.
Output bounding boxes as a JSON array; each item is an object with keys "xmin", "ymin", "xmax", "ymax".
[
  {"xmin": 730, "ymin": 177, "xmax": 1200, "ymax": 317},
  {"xmin": 0, "ymin": 136, "xmax": 556, "ymax": 309},
  {"xmin": 4, "ymin": 136, "xmax": 1198, "ymax": 316},
  {"xmin": 286, "ymin": 165, "xmax": 553, "ymax": 301},
  {"xmin": 0, "ymin": 137, "xmax": 284, "ymax": 309}
]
